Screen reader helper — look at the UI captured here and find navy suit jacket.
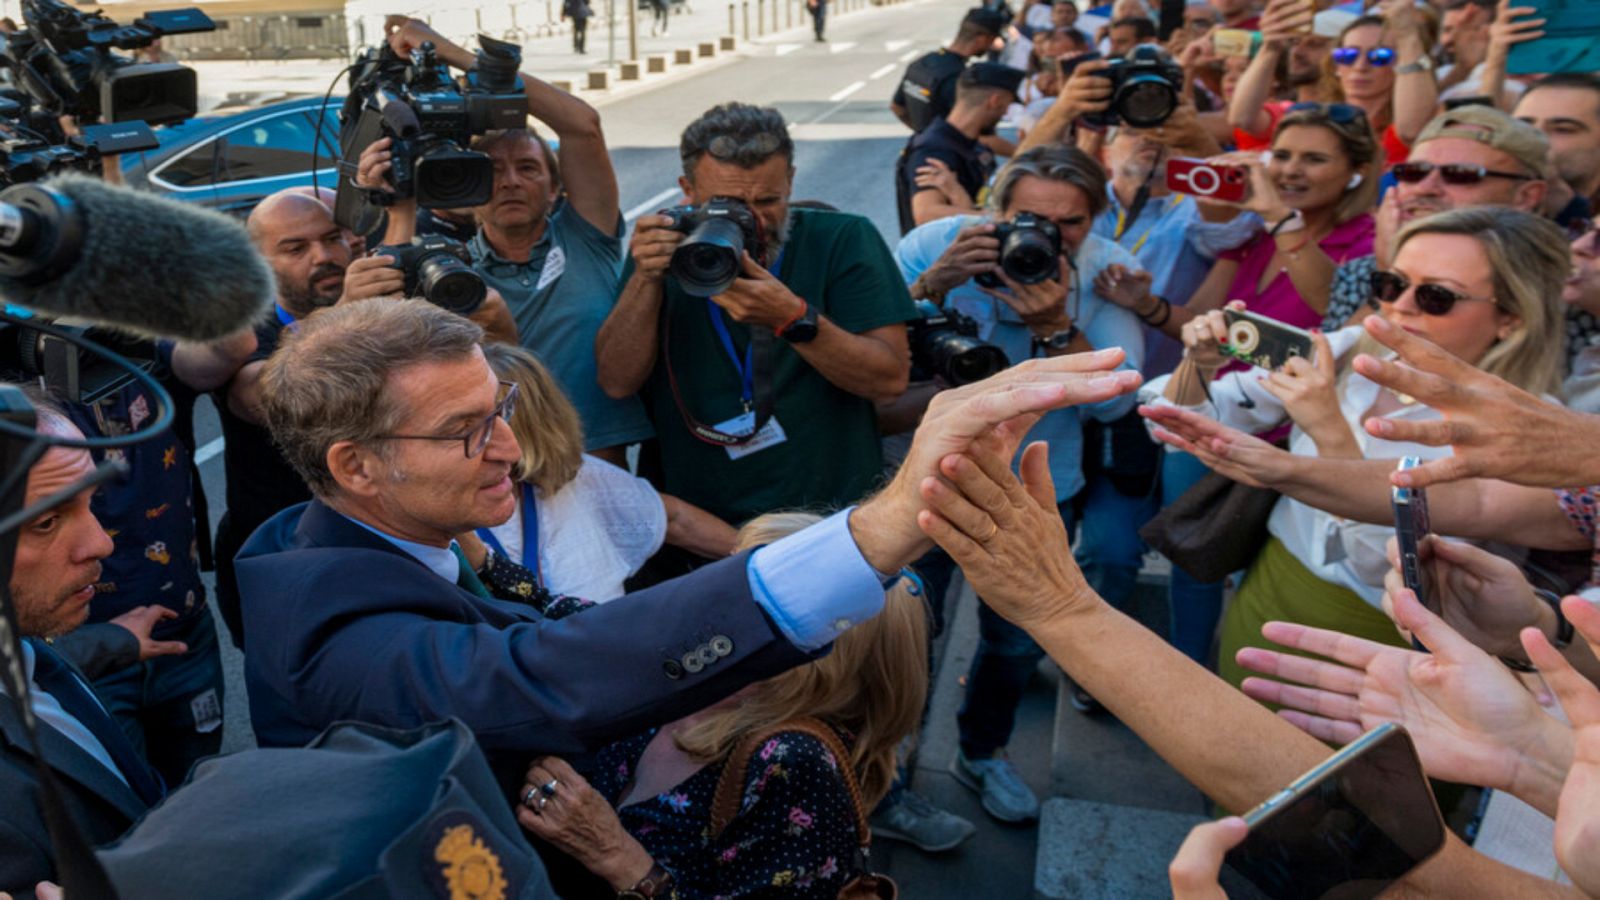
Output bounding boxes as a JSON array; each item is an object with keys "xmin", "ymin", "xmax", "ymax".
[
  {"xmin": 0, "ymin": 644, "xmax": 151, "ymax": 896},
  {"xmin": 236, "ymin": 500, "xmax": 818, "ymax": 777}
]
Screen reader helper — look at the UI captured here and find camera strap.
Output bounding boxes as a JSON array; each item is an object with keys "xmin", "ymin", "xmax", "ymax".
[{"xmin": 662, "ymin": 302, "xmax": 776, "ymax": 448}]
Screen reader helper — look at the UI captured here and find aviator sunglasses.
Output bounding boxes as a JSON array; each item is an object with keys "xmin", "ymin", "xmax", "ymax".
[
  {"xmin": 1390, "ymin": 161, "xmax": 1533, "ymax": 185},
  {"xmin": 1369, "ymin": 270, "xmax": 1500, "ymax": 315},
  {"xmin": 1331, "ymin": 46, "xmax": 1395, "ymax": 66}
]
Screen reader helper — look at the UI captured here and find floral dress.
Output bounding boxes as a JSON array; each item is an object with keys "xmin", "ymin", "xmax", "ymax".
[{"xmin": 589, "ymin": 728, "xmax": 860, "ymax": 898}]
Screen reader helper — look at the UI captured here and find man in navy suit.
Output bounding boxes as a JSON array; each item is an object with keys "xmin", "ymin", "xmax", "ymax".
[
  {"xmin": 234, "ymin": 297, "xmax": 1137, "ymax": 891},
  {"xmin": 1, "ymin": 405, "xmax": 167, "ymax": 897}
]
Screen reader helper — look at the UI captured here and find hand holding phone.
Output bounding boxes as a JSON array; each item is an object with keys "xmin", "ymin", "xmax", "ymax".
[
  {"xmin": 1220, "ymin": 723, "xmax": 1447, "ymax": 900},
  {"xmin": 1167, "ymin": 157, "xmax": 1251, "ymax": 202},
  {"xmin": 1220, "ymin": 308, "xmax": 1315, "ymax": 371},
  {"xmin": 1392, "ymin": 456, "xmax": 1437, "ymax": 651}
]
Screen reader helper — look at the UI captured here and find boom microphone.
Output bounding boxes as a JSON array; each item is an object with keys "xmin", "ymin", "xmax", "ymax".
[{"xmin": 0, "ymin": 173, "xmax": 273, "ymax": 340}]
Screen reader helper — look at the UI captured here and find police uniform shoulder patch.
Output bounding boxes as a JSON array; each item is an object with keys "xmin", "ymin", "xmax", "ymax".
[{"xmin": 429, "ymin": 816, "xmax": 508, "ymax": 900}]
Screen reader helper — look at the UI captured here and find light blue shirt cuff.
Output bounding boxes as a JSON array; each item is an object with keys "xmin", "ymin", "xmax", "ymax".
[{"xmin": 746, "ymin": 507, "xmax": 887, "ymax": 651}]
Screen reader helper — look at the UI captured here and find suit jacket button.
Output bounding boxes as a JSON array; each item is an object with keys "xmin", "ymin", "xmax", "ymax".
[
  {"xmin": 697, "ymin": 645, "xmax": 719, "ymax": 667},
  {"xmin": 683, "ymin": 651, "xmax": 705, "ymax": 674},
  {"xmin": 663, "ymin": 659, "xmax": 684, "ymax": 679},
  {"xmin": 710, "ymin": 635, "xmax": 733, "ymax": 657}
]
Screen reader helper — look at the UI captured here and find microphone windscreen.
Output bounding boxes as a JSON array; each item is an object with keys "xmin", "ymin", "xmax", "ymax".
[{"xmin": 0, "ymin": 174, "xmax": 274, "ymax": 341}]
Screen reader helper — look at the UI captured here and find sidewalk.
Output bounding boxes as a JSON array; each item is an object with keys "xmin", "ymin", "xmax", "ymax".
[{"xmin": 189, "ymin": 0, "xmax": 896, "ymax": 111}]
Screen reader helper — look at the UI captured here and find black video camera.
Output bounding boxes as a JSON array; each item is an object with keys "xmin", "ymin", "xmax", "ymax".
[
  {"xmin": 334, "ymin": 35, "xmax": 528, "ymax": 236},
  {"xmin": 0, "ymin": 90, "xmax": 158, "ymax": 186},
  {"xmin": 373, "ymin": 235, "xmax": 487, "ymax": 315},
  {"xmin": 908, "ymin": 301, "xmax": 1009, "ymax": 386},
  {"xmin": 976, "ymin": 212, "xmax": 1062, "ymax": 288},
  {"xmin": 1081, "ymin": 45, "xmax": 1184, "ymax": 129},
  {"xmin": 0, "ymin": 309, "xmax": 157, "ymax": 404},
  {"xmin": 1, "ymin": 0, "xmax": 212, "ymax": 126},
  {"xmin": 658, "ymin": 197, "xmax": 766, "ymax": 297}
]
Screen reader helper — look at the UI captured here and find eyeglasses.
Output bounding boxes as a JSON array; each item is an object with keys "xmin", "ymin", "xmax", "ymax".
[
  {"xmin": 1369, "ymin": 270, "xmax": 1499, "ymax": 315},
  {"xmin": 1331, "ymin": 46, "xmax": 1396, "ymax": 66},
  {"xmin": 1390, "ymin": 161, "xmax": 1533, "ymax": 185},
  {"xmin": 1287, "ymin": 101, "xmax": 1368, "ymax": 124},
  {"xmin": 375, "ymin": 381, "xmax": 520, "ymax": 459}
]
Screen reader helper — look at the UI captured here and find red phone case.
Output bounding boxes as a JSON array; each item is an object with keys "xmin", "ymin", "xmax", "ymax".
[{"xmin": 1166, "ymin": 158, "xmax": 1249, "ymax": 203}]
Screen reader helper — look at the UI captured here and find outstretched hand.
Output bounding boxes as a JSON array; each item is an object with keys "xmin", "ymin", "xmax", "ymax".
[
  {"xmin": 1354, "ymin": 315, "xmax": 1600, "ymax": 490},
  {"xmin": 1140, "ymin": 404, "xmax": 1294, "ymax": 489},
  {"xmin": 1235, "ymin": 589, "xmax": 1571, "ymax": 816},
  {"xmin": 1524, "ymin": 597, "xmax": 1600, "ymax": 897}
]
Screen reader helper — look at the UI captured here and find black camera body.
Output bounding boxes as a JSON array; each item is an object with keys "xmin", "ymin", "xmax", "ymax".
[
  {"xmin": 334, "ymin": 35, "xmax": 527, "ymax": 236},
  {"xmin": 373, "ymin": 234, "xmax": 487, "ymax": 316},
  {"xmin": 658, "ymin": 197, "xmax": 766, "ymax": 297},
  {"xmin": 908, "ymin": 301, "xmax": 1009, "ymax": 386},
  {"xmin": 0, "ymin": 90, "xmax": 158, "ymax": 186},
  {"xmin": 2, "ymin": 0, "xmax": 212, "ymax": 126},
  {"xmin": 977, "ymin": 212, "xmax": 1062, "ymax": 288},
  {"xmin": 1081, "ymin": 45, "xmax": 1184, "ymax": 129}
]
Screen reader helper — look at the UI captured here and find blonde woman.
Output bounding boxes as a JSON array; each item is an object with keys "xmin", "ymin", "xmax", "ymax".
[
  {"xmin": 1144, "ymin": 207, "xmax": 1568, "ymax": 683},
  {"xmin": 466, "ymin": 343, "xmax": 735, "ymax": 602},
  {"xmin": 513, "ymin": 512, "xmax": 930, "ymax": 898}
]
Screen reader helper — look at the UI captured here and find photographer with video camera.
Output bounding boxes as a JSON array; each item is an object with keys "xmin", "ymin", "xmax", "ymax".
[
  {"xmin": 893, "ymin": 144, "xmax": 1144, "ymax": 823},
  {"xmin": 594, "ymin": 102, "xmax": 915, "ymax": 536},
  {"xmin": 358, "ymin": 15, "xmax": 651, "ymax": 468}
]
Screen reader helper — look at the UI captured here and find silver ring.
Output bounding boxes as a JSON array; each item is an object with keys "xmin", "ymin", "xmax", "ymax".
[
  {"xmin": 522, "ymin": 787, "xmax": 539, "ymax": 809},
  {"xmin": 537, "ymin": 794, "xmax": 549, "ymax": 811},
  {"xmin": 540, "ymin": 778, "xmax": 560, "ymax": 799}
]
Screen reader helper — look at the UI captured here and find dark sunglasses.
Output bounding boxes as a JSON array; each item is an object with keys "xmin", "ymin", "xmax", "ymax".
[
  {"xmin": 1331, "ymin": 46, "xmax": 1395, "ymax": 66},
  {"xmin": 1287, "ymin": 101, "xmax": 1368, "ymax": 124},
  {"xmin": 1369, "ymin": 270, "xmax": 1499, "ymax": 315},
  {"xmin": 1390, "ymin": 161, "xmax": 1533, "ymax": 185}
]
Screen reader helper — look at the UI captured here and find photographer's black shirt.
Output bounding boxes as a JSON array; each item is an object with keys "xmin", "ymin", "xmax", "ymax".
[
  {"xmin": 895, "ymin": 118, "xmax": 994, "ymax": 235},
  {"xmin": 893, "ymin": 49, "xmax": 967, "ymax": 133}
]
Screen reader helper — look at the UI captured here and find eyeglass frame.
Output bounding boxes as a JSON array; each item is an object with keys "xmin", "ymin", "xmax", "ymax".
[
  {"xmin": 1390, "ymin": 161, "xmax": 1534, "ymax": 185},
  {"xmin": 1330, "ymin": 46, "xmax": 1396, "ymax": 66},
  {"xmin": 373, "ymin": 381, "xmax": 520, "ymax": 459},
  {"xmin": 1367, "ymin": 269, "xmax": 1503, "ymax": 315},
  {"xmin": 1286, "ymin": 101, "xmax": 1369, "ymax": 125}
]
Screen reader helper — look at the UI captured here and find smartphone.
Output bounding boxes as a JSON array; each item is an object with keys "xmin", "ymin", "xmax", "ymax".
[
  {"xmin": 1296, "ymin": 0, "xmax": 1316, "ymax": 35},
  {"xmin": 1213, "ymin": 28, "xmax": 1263, "ymax": 57},
  {"xmin": 1167, "ymin": 157, "xmax": 1250, "ymax": 203},
  {"xmin": 1392, "ymin": 456, "xmax": 1437, "ymax": 651},
  {"xmin": 1219, "ymin": 723, "xmax": 1448, "ymax": 900},
  {"xmin": 1220, "ymin": 308, "xmax": 1315, "ymax": 370}
]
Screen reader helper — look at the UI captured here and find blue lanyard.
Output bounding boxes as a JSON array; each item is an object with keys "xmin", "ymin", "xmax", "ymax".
[
  {"xmin": 275, "ymin": 304, "xmax": 298, "ymax": 329},
  {"xmin": 702, "ymin": 248, "xmax": 785, "ymax": 411},
  {"xmin": 476, "ymin": 483, "xmax": 541, "ymax": 584}
]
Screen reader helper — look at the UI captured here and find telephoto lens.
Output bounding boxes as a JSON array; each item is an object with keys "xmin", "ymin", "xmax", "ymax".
[
  {"xmin": 997, "ymin": 213, "xmax": 1062, "ymax": 285},
  {"xmin": 908, "ymin": 302, "xmax": 1010, "ymax": 386},
  {"xmin": 374, "ymin": 235, "xmax": 487, "ymax": 316},
  {"xmin": 660, "ymin": 197, "xmax": 764, "ymax": 297}
]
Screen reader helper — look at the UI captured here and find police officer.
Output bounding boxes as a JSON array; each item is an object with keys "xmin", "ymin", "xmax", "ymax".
[
  {"xmin": 895, "ymin": 62, "xmax": 1023, "ymax": 233},
  {"xmin": 891, "ymin": 8, "xmax": 1008, "ymax": 134}
]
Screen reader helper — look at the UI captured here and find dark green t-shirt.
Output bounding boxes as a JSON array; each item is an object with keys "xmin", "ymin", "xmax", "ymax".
[{"xmin": 633, "ymin": 207, "xmax": 917, "ymax": 525}]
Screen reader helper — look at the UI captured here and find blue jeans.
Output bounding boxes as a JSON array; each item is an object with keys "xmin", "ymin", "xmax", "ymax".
[
  {"xmin": 957, "ymin": 499, "xmax": 1076, "ymax": 759},
  {"xmin": 94, "ymin": 606, "xmax": 225, "ymax": 787},
  {"xmin": 1074, "ymin": 472, "xmax": 1159, "ymax": 615},
  {"xmin": 1161, "ymin": 450, "xmax": 1227, "ymax": 664}
]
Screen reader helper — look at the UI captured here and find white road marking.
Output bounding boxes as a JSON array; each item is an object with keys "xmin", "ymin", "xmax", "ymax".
[
  {"xmin": 828, "ymin": 80, "xmax": 865, "ymax": 101},
  {"xmin": 869, "ymin": 63, "xmax": 896, "ymax": 79},
  {"xmin": 886, "ymin": 39, "xmax": 911, "ymax": 51},
  {"xmin": 623, "ymin": 187, "xmax": 682, "ymax": 222},
  {"xmin": 829, "ymin": 41, "xmax": 857, "ymax": 53},
  {"xmin": 775, "ymin": 42, "xmax": 802, "ymax": 56},
  {"xmin": 898, "ymin": 48, "xmax": 920, "ymax": 62}
]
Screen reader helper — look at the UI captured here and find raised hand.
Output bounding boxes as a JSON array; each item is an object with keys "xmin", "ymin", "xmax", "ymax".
[
  {"xmin": 1236, "ymin": 589, "xmax": 1572, "ymax": 816},
  {"xmin": 1259, "ymin": 331, "xmax": 1354, "ymax": 455},
  {"xmin": 1523, "ymin": 597, "xmax": 1600, "ymax": 897},
  {"xmin": 1140, "ymin": 403, "xmax": 1296, "ymax": 488}
]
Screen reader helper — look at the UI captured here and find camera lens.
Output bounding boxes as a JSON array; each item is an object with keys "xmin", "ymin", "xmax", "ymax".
[
  {"xmin": 414, "ymin": 148, "xmax": 494, "ymax": 208},
  {"xmin": 418, "ymin": 253, "xmax": 487, "ymax": 315},
  {"xmin": 1000, "ymin": 228, "xmax": 1060, "ymax": 285},
  {"xmin": 1116, "ymin": 75, "xmax": 1179, "ymax": 128},
  {"xmin": 670, "ymin": 217, "xmax": 746, "ymax": 297},
  {"xmin": 941, "ymin": 340, "xmax": 1010, "ymax": 385}
]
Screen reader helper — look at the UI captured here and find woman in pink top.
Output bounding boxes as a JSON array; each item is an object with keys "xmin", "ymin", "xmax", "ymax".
[{"xmin": 1101, "ymin": 102, "xmax": 1379, "ymax": 339}]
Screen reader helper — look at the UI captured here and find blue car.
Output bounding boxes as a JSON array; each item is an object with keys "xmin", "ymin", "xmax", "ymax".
[{"xmin": 120, "ymin": 96, "xmax": 343, "ymax": 217}]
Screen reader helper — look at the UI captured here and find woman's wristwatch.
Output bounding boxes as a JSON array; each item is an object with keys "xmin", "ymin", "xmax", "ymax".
[
  {"xmin": 617, "ymin": 863, "xmax": 673, "ymax": 899},
  {"xmin": 1500, "ymin": 588, "xmax": 1574, "ymax": 673}
]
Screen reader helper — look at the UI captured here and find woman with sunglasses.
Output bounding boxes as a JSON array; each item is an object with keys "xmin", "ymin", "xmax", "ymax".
[
  {"xmin": 1146, "ymin": 207, "xmax": 1567, "ymax": 686},
  {"xmin": 1326, "ymin": 6, "xmax": 1438, "ymax": 166},
  {"xmin": 456, "ymin": 343, "xmax": 737, "ymax": 604}
]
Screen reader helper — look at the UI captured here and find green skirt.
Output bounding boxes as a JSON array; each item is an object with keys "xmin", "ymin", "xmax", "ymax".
[{"xmin": 1217, "ymin": 536, "xmax": 1409, "ymax": 692}]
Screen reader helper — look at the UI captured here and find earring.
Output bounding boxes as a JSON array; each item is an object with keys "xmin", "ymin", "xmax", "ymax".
[{"xmin": 1347, "ymin": 173, "xmax": 1364, "ymax": 190}]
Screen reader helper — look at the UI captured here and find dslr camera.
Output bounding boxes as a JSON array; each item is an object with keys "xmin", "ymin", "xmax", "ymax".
[
  {"xmin": 1081, "ymin": 45, "xmax": 1184, "ymax": 129},
  {"xmin": 0, "ymin": 90, "xmax": 158, "ymax": 185},
  {"xmin": 373, "ymin": 235, "xmax": 487, "ymax": 315},
  {"xmin": 334, "ymin": 34, "xmax": 527, "ymax": 235},
  {"xmin": 657, "ymin": 196, "xmax": 766, "ymax": 297},
  {"xmin": 976, "ymin": 212, "xmax": 1062, "ymax": 288},
  {"xmin": 0, "ymin": 0, "xmax": 213, "ymax": 126},
  {"xmin": 908, "ymin": 301, "xmax": 1009, "ymax": 386}
]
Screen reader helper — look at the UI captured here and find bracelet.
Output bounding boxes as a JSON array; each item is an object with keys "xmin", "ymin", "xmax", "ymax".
[
  {"xmin": 912, "ymin": 274, "xmax": 948, "ymax": 304},
  {"xmin": 1136, "ymin": 296, "xmax": 1172, "ymax": 327},
  {"xmin": 1499, "ymin": 588, "xmax": 1574, "ymax": 672}
]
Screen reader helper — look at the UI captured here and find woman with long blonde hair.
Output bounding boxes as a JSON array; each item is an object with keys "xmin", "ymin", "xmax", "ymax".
[{"xmin": 513, "ymin": 511, "xmax": 930, "ymax": 898}]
